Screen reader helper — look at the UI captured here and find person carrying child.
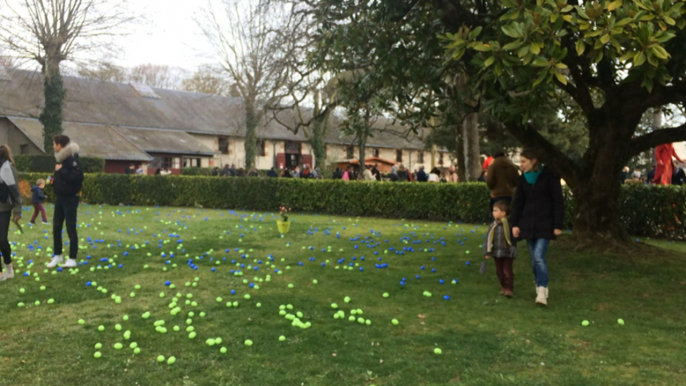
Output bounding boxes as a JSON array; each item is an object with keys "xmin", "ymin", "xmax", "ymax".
[
  {"xmin": 484, "ymin": 200, "xmax": 516, "ymax": 298},
  {"xmin": 30, "ymin": 178, "xmax": 49, "ymax": 225}
]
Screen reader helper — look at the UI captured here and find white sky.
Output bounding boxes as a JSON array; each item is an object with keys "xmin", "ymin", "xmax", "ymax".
[{"xmin": 114, "ymin": 0, "xmax": 217, "ymax": 70}]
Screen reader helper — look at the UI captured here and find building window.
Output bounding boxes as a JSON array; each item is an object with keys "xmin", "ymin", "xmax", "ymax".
[
  {"xmin": 285, "ymin": 141, "xmax": 301, "ymax": 154},
  {"xmin": 218, "ymin": 137, "xmax": 229, "ymax": 154},
  {"xmin": 20, "ymin": 144, "xmax": 29, "ymax": 155},
  {"xmin": 396, "ymin": 150, "xmax": 403, "ymax": 163},
  {"xmin": 163, "ymin": 157, "xmax": 182, "ymax": 169},
  {"xmin": 372, "ymin": 148, "xmax": 379, "ymax": 157},
  {"xmin": 346, "ymin": 146, "xmax": 355, "ymax": 159},
  {"xmin": 417, "ymin": 151, "xmax": 424, "ymax": 163},
  {"xmin": 257, "ymin": 139, "xmax": 266, "ymax": 157},
  {"xmin": 183, "ymin": 158, "xmax": 201, "ymax": 167},
  {"xmin": 438, "ymin": 152, "xmax": 444, "ymax": 165}
]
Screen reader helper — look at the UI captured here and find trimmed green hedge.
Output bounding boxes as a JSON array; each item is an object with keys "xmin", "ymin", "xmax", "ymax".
[
  {"xmin": 182, "ymin": 167, "xmax": 213, "ymax": 176},
  {"xmin": 16, "ymin": 173, "xmax": 686, "ymax": 239},
  {"xmin": 15, "ymin": 155, "xmax": 105, "ymax": 173}
]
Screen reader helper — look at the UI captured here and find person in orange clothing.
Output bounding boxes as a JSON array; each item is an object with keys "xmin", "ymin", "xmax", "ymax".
[
  {"xmin": 482, "ymin": 153, "xmax": 494, "ymax": 172},
  {"xmin": 654, "ymin": 143, "xmax": 683, "ymax": 185}
]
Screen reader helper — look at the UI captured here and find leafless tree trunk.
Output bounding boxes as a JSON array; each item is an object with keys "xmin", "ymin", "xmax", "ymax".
[
  {"xmin": 463, "ymin": 112, "xmax": 481, "ymax": 181},
  {"xmin": 198, "ymin": 0, "xmax": 293, "ymax": 169}
]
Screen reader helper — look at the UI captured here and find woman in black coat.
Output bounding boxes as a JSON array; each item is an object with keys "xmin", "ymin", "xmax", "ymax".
[{"xmin": 511, "ymin": 149, "xmax": 564, "ymax": 306}]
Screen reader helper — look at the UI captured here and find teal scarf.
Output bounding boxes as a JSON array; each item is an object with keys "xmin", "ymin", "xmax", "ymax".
[{"xmin": 524, "ymin": 165, "xmax": 544, "ymax": 185}]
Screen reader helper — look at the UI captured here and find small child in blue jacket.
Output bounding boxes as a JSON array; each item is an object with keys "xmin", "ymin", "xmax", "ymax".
[{"xmin": 30, "ymin": 178, "xmax": 48, "ymax": 225}]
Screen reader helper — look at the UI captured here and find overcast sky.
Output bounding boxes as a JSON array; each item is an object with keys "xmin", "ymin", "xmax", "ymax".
[{"xmin": 115, "ymin": 0, "xmax": 217, "ymax": 70}]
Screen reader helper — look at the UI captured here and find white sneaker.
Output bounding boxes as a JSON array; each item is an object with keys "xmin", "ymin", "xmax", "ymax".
[
  {"xmin": 47, "ymin": 255, "xmax": 63, "ymax": 268},
  {"xmin": 5, "ymin": 264, "xmax": 13, "ymax": 279},
  {"xmin": 535, "ymin": 286, "xmax": 548, "ymax": 306},
  {"xmin": 63, "ymin": 259, "xmax": 77, "ymax": 268},
  {"xmin": 42, "ymin": 221, "xmax": 50, "ymax": 225}
]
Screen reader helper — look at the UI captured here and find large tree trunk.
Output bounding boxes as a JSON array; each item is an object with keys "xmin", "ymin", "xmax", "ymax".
[
  {"xmin": 462, "ymin": 111, "xmax": 480, "ymax": 181},
  {"xmin": 508, "ymin": 101, "xmax": 646, "ymax": 245},
  {"xmin": 244, "ymin": 100, "xmax": 258, "ymax": 170},
  {"xmin": 358, "ymin": 131, "xmax": 367, "ymax": 180},
  {"xmin": 455, "ymin": 124, "xmax": 466, "ymax": 181},
  {"xmin": 39, "ymin": 60, "xmax": 65, "ymax": 154},
  {"xmin": 311, "ymin": 111, "xmax": 329, "ymax": 169}
]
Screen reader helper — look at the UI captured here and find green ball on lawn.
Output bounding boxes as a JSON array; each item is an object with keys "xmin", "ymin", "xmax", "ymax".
[
  {"xmin": 244, "ymin": 339, "xmax": 253, "ymax": 346},
  {"xmin": 287, "ymin": 283, "xmax": 294, "ymax": 288},
  {"xmin": 188, "ymin": 332, "xmax": 197, "ymax": 339},
  {"xmin": 157, "ymin": 355, "xmax": 165, "ymax": 363},
  {"xmin": 382, "ymin": 293, "xmax": 389, "ymax": 298},
  {"xmin": 97, "ymin": 325, "xmax": 105, "ymax": 332},
  {"xmin": 167, "ymin": 356, "xmax": 176, "ymax": 365},
  {"xmin": 391, "ymin": 319, "xmax": 399, "ymax": 325},
  {"xmin": 312, "ymin": 279, "xmax": 318, "ymax": 284},
  {"xmin": 220, "ymin": 347, "xmax": 227, "ymax": 354},
  {"xmin": 94, "ymin": 343, "xmax": 102, "ymax": 349},
  {"xmin": 279, "ymin": 335, "xmax": 286, "ymax": 342},
  {"xmin": 78, "ymin": 319, "xmax": 85, "ymax": 325},
  {"xmin": 114, "ymin": 343, "xmax": 123, "ymax": 350},
  {"xmin": 434, "ymin": 348, "xmax": 442, "ymax": 355},
  {"xmin": 94, "ymin": 351, "xmax": 102, "ymax": 359},
  {"xmin": 133, "ymin": 347, "xmax": 141, "ymax": 355},
  {"xmin": 344, "ymin": 296, "xmax": 351, "ymax": 303},
  {"xmin": 582, "ymin": 320, "xmax": 590, "ymax": 327},
  {"xmin": 617, "ymin": 318, "xmax": 625, "ymax": 325},
  {"xmin": 17, "ymin": 302, "xmax": 24, "ymax": 307}
]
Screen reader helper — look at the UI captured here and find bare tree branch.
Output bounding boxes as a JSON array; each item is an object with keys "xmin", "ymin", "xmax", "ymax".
[{"xmin": 628, "ymin": 123, "xmax": 686, "ymax": 158}]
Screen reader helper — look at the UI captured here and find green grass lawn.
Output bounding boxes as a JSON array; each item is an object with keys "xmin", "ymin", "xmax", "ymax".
[{"xmin": 1, "ymin": 204, "xmax": 685, "ymax": 386}]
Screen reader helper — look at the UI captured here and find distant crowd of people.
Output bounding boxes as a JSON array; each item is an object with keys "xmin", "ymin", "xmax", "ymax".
[
  {"xmin": 330, "ymin": 163, "xmax": 460, "ymax": 182},
  {"xmin": 210, "ymin": 164, "xmax": 323, "ymax": 179}
]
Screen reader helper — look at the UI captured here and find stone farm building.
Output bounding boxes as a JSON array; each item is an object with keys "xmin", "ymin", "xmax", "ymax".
[{"xmin": 0, "ymin": 68, "xmax": 448, "ymax": 174}]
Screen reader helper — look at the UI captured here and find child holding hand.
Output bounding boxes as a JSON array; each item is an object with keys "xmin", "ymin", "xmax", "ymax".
[
  {"xmin": 484, "ymin": 200, "xmax": 517, "ymax": 297},
  {"xmin": 30, "ymin": 178, "xmax": 49, "ymax": 225}
]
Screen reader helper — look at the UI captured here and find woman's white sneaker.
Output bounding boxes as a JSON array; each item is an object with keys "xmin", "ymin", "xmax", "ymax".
[
  {"xmin": 47, "ymin": 255, "xmax": 63, "ymax": 268},
  {"xmin": 63, "ymin": 259, "xmax": 77, "ymax": 268},
  {"xmin": 5, "ymin": 264, "xmax": 13, "ymax": 279}
]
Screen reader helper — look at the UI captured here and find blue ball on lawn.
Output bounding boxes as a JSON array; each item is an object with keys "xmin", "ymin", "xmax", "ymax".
[
  {"xmin": 165, "ymin": 281, "xmax": 171, "ymax": 286},
  {"xmin": 465, "ymin": 262, "xmax": 470, "ymax": 266},
  {"xmin": 443, "ymin": 295, "xmax": 450, "ymax": 300}
]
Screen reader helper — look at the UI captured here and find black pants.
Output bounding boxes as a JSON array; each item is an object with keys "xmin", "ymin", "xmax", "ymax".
[
  {"xmin": 0, "ymin": 210, "xmax": 11, "ymax": 271},
  {"xmin": 53, "ymin": 195, "xmax": 79, "ymax": 259}
]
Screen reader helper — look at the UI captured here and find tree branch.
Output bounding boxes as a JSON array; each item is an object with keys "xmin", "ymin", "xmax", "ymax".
[{"xmin": 628, "ymin": 123, "xmax": 686, "ymax": 158}]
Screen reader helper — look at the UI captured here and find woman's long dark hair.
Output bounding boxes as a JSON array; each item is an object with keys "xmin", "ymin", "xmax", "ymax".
[
  {"xmin": 520, "ymin": 148, "xmax": 540, "ymax": 171},
  {"xmin": 0, "ymin": 145, "xmax": 15, "ymax": 165}
]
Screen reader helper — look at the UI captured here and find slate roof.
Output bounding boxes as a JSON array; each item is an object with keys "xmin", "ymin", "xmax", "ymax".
[
  {"xmin": 7, "ymin": 116, "xmax": 153, "ymax": 161},
  {"xmin": 0, "ymin": 68, "xmax": 436, "ymax": 152}
]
